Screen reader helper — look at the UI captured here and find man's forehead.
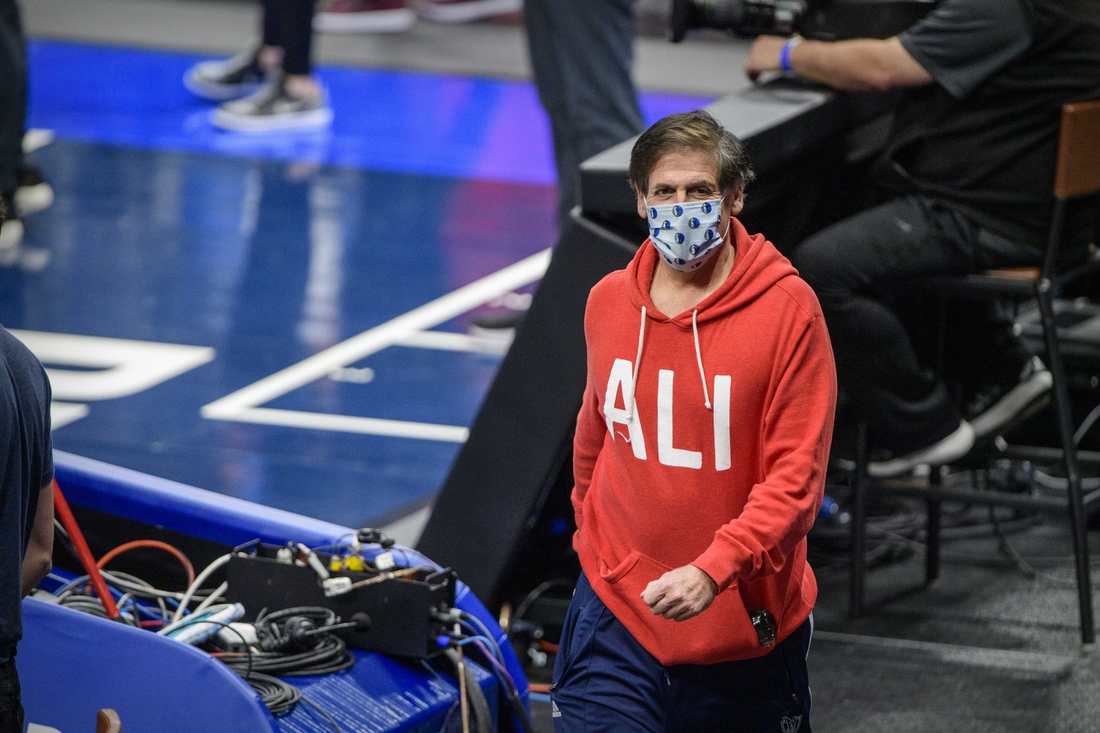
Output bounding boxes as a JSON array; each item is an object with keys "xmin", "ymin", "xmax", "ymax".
[{"xmin": 649, "ymin": 150, "xmax": 719, "ymax": 186}]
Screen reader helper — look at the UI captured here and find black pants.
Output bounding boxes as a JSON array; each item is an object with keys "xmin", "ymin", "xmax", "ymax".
[
  {"xmin": 0, "ymin": 658, "xmax": 22, "ymax": 733},
  {"xmin": 261, "ymin": 0, "xmax": 316, "ymax": 76},
  {"xmin": 791, "ymin": 195, "xmax": 1044, "ymax": 453},
  {"xmin": 524, "ymin": 0, "xmax": 645, "ymax": 221},
  {"xmin": 551, "ymin": 572, "xmax": 812, "ymax": 733},
  {"xmin": 0, "ymin": 0, "xmax": 26, "ymax": 200}
]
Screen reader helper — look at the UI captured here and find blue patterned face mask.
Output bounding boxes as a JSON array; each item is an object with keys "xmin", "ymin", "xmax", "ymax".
[{"xmin": 645, "ymin": 197, "xmax": 727, "ymax": 272}]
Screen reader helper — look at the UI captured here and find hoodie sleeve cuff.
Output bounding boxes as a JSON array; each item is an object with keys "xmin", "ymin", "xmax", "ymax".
[{"xmin": 691, "ymin": 539, "xmax": 749, "ymax": 593}]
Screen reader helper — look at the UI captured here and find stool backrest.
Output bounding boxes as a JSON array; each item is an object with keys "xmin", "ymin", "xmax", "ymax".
[
  {"xmin": 96, "ymin": 708, "xmax": 122, "ymax": 733},
  {"xmin": 1055, "ymin": 99, "xmax": 1100, "ymax": 199}
]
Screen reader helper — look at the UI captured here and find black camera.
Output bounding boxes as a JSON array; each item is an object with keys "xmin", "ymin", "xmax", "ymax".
[{"xmin": 669, "ymin": 0, "xmax": 938, "ymax": 43}]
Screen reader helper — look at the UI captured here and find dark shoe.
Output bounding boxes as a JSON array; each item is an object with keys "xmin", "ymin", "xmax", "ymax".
[
  {"xmin": 185, "ymin": 49, "xmax": 270, "ymax": 102},
  {"xmin": 14, "ymin": 165, "xmax": 54, "ymax": 217},
  {"xmin": 967, "ymin": 356, "xmax": 1052, "ymax": 439},
  {"xmin": 867, "ymin": 421, "xmax": 976, "ymax": 478},
  {"xmin": 212, "ymin": 75, "xmax": 333, "ymax": 132},
  {"xmin": 471, "ymin": 307, "xmax": 526, "ymax": 330}
]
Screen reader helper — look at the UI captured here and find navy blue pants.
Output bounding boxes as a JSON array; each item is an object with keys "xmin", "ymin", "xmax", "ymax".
[{"xmin": 551, "ymin": 573, "xmax": 812, "ymax": 733}]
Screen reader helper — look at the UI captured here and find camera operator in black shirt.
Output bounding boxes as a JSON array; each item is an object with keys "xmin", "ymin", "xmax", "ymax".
[
  {"xmin": 0, "ymin": 200, "xmax": 54, "ymax": 733},
  {"xmin": 745, "ymin": 0, "xmax": 1100, "ymax": 476}
]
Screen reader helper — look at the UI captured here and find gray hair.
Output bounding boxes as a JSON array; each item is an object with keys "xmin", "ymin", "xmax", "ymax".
[{"xmin": 629, "ymin": 110, "xmax": 755, "ymax": 196}]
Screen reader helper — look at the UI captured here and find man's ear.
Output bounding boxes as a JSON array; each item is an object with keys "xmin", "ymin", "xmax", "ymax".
[
  {"xmin": 726, "ymin": 187, "xmax": 745, "ymax": 217},
  {"xmin": 635, "ymin": 186, "xmax": 649, "ymax": 220}
]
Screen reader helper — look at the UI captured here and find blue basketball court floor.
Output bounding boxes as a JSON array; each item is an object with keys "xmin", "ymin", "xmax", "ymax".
[{"xmin": 9, "ymin": 38, "xmax": 713, "ymax": 536}]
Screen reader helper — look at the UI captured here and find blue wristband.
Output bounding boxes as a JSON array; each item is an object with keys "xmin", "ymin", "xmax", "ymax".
[{"xmin": 779, "ymin": 37, "xmax": 801, "ymax": 73}]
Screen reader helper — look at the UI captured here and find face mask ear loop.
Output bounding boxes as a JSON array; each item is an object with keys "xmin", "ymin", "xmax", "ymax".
[
  {"xmin": 626, "ymin": 306, "xmax": 647, "ymax": 420},
  {"xmin": 693, "ymin": 310, "xmax": 712, "ymax": 410}
]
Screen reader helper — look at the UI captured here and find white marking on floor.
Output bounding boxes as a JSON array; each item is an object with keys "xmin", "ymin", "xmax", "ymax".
[
  {"xmin": 51, "ymin": 401, "xmax": 90, "ymax": 430},
  {"xmin": 11, "ymin": 330, "xmax": 215, "ymax": 401},
  {"xmin": 227, "ymin": 407, "xmax": 469, "ymax": 443},
  {"xmin": 397, "ymin": 329, "xmax": 512, "ymax": 355},
  {"xmin": 201, "ymin": 248, "xmax": 550, "ymax": 440}
]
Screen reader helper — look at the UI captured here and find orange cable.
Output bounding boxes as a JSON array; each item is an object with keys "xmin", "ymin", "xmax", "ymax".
[{"xmin": 96, "ymin": 539, "xmax": 196, "ymax": 585}]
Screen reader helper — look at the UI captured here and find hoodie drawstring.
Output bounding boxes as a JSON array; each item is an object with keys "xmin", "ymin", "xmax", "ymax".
[
  {"xmin": 625, "ymin": 306, "xmax": 646, "ymax": 419},
  {"xmin": 692, "ymin": 310, "xmax": 712, "ymax": 410}
]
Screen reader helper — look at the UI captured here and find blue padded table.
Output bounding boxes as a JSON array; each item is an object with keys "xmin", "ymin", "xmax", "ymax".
[{"xmin": 20, "ymin": 451, "xmax": 525, "ymax": 733}]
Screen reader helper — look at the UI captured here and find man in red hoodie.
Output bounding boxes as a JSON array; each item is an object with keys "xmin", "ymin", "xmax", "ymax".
[{"xmin": 550, "ymin": 110, "xmax": 836, "ymax": 732}]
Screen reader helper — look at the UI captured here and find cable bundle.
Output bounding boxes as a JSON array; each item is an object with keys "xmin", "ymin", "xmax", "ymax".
[{"xmin": 242, "ymin": 672, "xmax": 302, "ymax": 715}]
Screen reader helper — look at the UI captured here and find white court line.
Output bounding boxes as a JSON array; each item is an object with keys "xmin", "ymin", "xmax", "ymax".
[
  {"xmin": 232, "ymin": 408, "xmax": 469, "ymax": 443},
  {"xmin": 397, "ymin": 330, "xmax": 512, "ymax": 356},
  {"xmin": 201, "ymin": 249, "xmax": 551, "ymax": 440}
]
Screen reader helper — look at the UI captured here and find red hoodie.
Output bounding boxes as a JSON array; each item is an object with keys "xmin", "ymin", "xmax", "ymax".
[{"xmin": 572, "ymin": 217, "xmax": 836, "ymax": 666}]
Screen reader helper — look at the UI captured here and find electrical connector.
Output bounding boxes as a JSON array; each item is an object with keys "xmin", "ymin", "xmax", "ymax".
[
  {"xmin": 216, "ymin": 621, "xmax": 259, "ymax": 648},
  {"xmin": 322, "ymin": 577, "xmax": 352, "ymax": 597},
  {"xmin": 374, "ymin": 551, "xmax": 395, "ymax": 571}
]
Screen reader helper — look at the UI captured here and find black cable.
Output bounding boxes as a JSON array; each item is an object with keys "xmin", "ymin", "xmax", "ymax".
[
  {"xmin": 511, "ymin": 579, "xmax": 575, "ymax": 627},
  {"xmin": 218, "ymin": 636, "xmax": 354, "ymax": 677},
  {"xmin": 218, "ymin": 607, "xmax": 354, "ymax": 677},
  {"xmin": 245, "ymin": 672, "xmax": 301, "ymax": 716}
]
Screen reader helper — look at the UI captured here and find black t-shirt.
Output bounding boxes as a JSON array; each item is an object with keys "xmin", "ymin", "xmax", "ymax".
[
  {"xmin": 0, "ymin": 327, "xmax": 53, "ymax": 663},
  {"xmin": 898, "ymin": 0, "xmax": 1033, "ymax": 100},
  {"xmin": 876, "ymin": 0, "xmax": 1100, "ymax": 250}
]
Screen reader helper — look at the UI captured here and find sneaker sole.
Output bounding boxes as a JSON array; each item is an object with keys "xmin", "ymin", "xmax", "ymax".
[
  {"xmin": 22, "ymin": 129, "xmax": 55, "ymax": 155},
  {"xmin": 184, "ymin": 70, "xmax": 266, "ymax": 102},
  {"xmin": 313, "ymin": 8, "xmax": 417, "ymax": 32},
  {"xmin": 211, "ymin": 106, "xmax": 334, "ymax": 133},
  {"xmin": 414, "ymin": 0, "xmax": 522, "ymax": 23},
  {"xmin": 867, "ymin": 421, "xmax": 976, "ymax": 478},
  {"xmin": 970, "ymin": 370, "xmax": 1054, "ymax": 438},
  {"xmin": 14, "ymin": 183, "xmax": 54, "ymax": 217}
]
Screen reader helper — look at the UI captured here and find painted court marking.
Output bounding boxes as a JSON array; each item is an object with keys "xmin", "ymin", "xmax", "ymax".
[
  {"xmin": 11, "ymin": 330, "xmax": 216, "ymax": 430},
  {"xmin": 201, "ymin": 249, "xmax": 552, "ymax": 442}
]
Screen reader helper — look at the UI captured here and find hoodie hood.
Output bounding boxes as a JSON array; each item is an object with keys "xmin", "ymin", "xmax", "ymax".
[
  {"xmin": 625, "ymin": 217, "xmax": 798, "ymax": 327},
  {"xmin": 619, "ymin": 217, "xmax": 800, "ymax": 417}
]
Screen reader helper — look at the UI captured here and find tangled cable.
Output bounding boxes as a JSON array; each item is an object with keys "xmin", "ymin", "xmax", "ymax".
[{"xmin": 213, "ymin": 607, "xmax": 355, "ymax": 677}]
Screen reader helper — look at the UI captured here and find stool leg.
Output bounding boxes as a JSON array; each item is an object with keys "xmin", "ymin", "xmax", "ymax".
[
  {"xmin": 850, "ymin": 421, "xmax": 869, "ymax": 619},
  {"xmin": 1038, "ymin": 283, "xmax": 1095, "ymax": 647},
  {"xmin": 926, "ymin": 467, "xmax": 942, "ymax": 584}
]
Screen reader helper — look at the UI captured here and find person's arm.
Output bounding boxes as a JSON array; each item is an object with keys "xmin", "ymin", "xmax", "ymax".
[
  {"xmin": 571, "ymin": 298, "xmax": 608, "ymax": 531},
  {"xmin": 644, "ymin": 312, "xmax": 837, "ymax": 622},
  {"xmin": 691, "ymin": 313, "xmax": 836, "ymax": 592},
  {"xmin": 745, "ymin": 35, "xmax": 932, "ymax": 91},
  {"xmin": 21, "ymin": 481, "xmax": 54, "ymax": 597}
]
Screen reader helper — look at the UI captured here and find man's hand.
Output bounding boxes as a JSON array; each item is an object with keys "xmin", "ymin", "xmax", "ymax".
[
  {"xmin": 641, "ymin": 565, "xmax": 718, "ymax": 622},
  {"xmin": 745, "ymin": 35, "xmax": 788, "ymax": 82}
]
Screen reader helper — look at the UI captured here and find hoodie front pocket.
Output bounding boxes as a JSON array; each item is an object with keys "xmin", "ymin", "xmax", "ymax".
[
  {"xmin": 600, "ymin": 552, "xmax": 764, "ymax": 666},
  {"xmin": 599, "ymin": 550, "xmax": 643, "ymax": 584}
]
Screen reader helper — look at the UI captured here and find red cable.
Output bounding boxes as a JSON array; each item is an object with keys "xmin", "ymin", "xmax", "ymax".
[
  {"xmin": 97, "ymin": 540, "xmax": 196, "ymax": 586},
  {"xmin": 53, "ymin": 480, "xmax": 120, "ymax": 620}
]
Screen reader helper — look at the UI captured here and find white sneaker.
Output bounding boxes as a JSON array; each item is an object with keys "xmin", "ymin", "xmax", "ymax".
[
  {"xmin": 314, "ymin": 0, "xmax": 417, "ymax": 33},
  {"xmin": 867, "ymin": 421, "xmax": 976, "ymax": 478},
  {"xmin": 413, "ymin": 0, "xmax": 522, "ymax": 23},
  {"xmin": 970, "ymin": 357, "xmax": 1053, "ymax": 438},
  {"xmin": 14, "ymin": 166, "xmax": 54, "ymax": 217},
  {"xmin": 185, "ymin": 50, "xmax": 270, "ymax": 102},
  {"xmin": 212, "ymin": 77, "xmax": 333, "ymax": 133},
  {"xmin": 0, "ymin": 218, "xmax": 23, "ymax": 251}
]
